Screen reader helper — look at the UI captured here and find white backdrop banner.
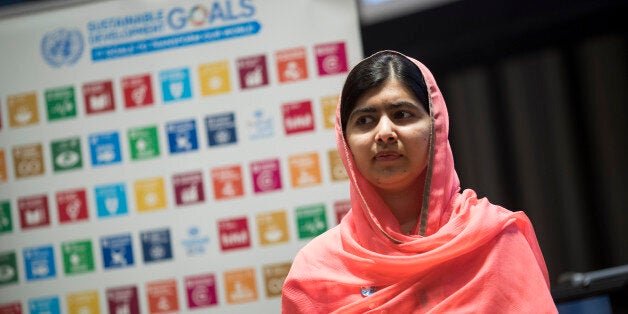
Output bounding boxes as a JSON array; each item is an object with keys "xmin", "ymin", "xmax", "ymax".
[{"xmin": 0, "ymin": 0, "xmax": 362, "ymax": 313}]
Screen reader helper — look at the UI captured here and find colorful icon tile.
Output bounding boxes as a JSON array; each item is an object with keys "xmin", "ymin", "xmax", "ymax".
[
  {"xmin": 205, "ymin": 112, "xmax": 237, "ymax": 147},
  {"xmin": 122, "ymin": 73, "xmax": 154, "ymax": 109},
  {"xmin": 0, "ymin": 251, "xmax": 18, "ymax": 286},
  {"xmin": 100, "ymin": 233, "xmax": 134, "ymax": 269},
  {"xmin": 95, "ymin": 183, "xmax": 128, "ymax": 218},
  {"xmin": 0, "ymin": 200, "xmax": 13, "ymax": 234},
  {"xmin": 296, "ymin": 203, "xmax": 328, "ymax": 239},
  {"xmin": 262, "ymin": 262, "xmax": 291, "ymax": 298},
  {"xmin": 334, "ymin": 200, "xmax": 351, "ymax": 224},
  {"xmin": 67, "ymin": 290, "xmax": 100, "ymax": 314},
  {"xmin": 282, "ymin": 100, "xmax": 315, "ymax": 135},
  {"xmin": 61, "ymin": 239, "xmax": 95, "ymax": 275},
  {"xmin": 198, "ymin": 61, "xmax": 231, "ymax": 96},
  {"xmin": 56, "ymin": 188, "xmax": 89, "ymax": 224},
  {"xmin": 288, "ymin": 152, "xmax": 322, "ymax": 188},
  {"xmin": 328, "ymin": 149, "xmax": 348, "ymax": 181},
  {"xmin": 172, "ymin": 171, "xmax": 205, "ymax": 206},
  {"xmin": 29, "ymin": 295, "xmax": 61, "ymax": 314},
  {"xmin": 140, "ymin": 228, "xmax": 173, "ymax": 263},
  {"xmin": 250, "ymin": 158, "xmax": 282, "ymax": 193},
  {"xmin": 12, "ymin": 143, "xmax": 45, "ymax": 178},
  {"xmin": 18, "ymin": 194, "xmax": 50, "ymax": 230},
  {"xmin": 256, "ymin": 210, "xmax": 289, "ymax": 246},
  {"xmin": 166, "ymin": 119, "xmax": 199, "ymax": 154},
  {"xmin": 7, "ymin": 92, "xmax": 39, "ymax": 127},
  {"xmin": 314, "ymin": 41, "xmax": 348, "ymax": 76},
  {"xmin": 146, "ymin": 279, "xmax": 179, "ymax": 314},
  {"xmin": 237, "ymin": 54, "xmax": 269, "ymax": 89},
  {"xmin": 218, "ymin": 217, "xmax": 250, "ymax": 251},
  {"xmin": 83, "ymin": 80, "xmax": 115, "ymax": 114},
  {"xmin": 51, "ymin": 137, "xmax": 83, "ymax": 172},
  {"xmin": 45, "ymin": 86, "xmax": 77, "ymax": 121},
  {"xmin": 88, "ymin": 131, "xmax": 122, "ymax": 166},
  {"xmin": 321, "ymin": 94, "xmax": 338, "ymax": 129},
  {"xmin": 0, "ymin": 302, "xmax": 21, "ymax": 314},
  {"xmin": 224, "ymin": 268, "xmax": 258, "ymax": 304},
  {"xmin": 23, "ymin": 244, "xmax": 56, "ymax": 281},
  {"xmin": 160, "ymin": 68, "xmax": 192, "ymax": 103},
  {"xmin": 276, "ymin": 47, "xmax": 308, "ymax": 83},
  {"xmin": 0, "ymin": 149, "xmax": 6, "ymax": 182},
  {"xmin": 185, "ymin": 273, "xmax": 218, "ymax": 309},
  {"xmin": 128, "ymin": 125, "xmax": 160, "ymax": 160},
  {"xmin": 211, "ymin": 165, "xmax": 244, "ymax": 200},
  {"xmin": 106, "ymin": 285, "xmax": 140, "ymax": 314},
  {"xmin": 134, "ymin": 177, "xmax": 167, "ymax": 212}
]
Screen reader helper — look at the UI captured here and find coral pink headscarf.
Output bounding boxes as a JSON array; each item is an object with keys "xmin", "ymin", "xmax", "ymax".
[{"xmin": 282, "ymin": 52, "xmax": 557, "ymax": 313}]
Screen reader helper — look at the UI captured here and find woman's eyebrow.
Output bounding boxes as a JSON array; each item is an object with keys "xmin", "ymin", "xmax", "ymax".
[
  {"xmin": 388, "ymin": 101, "xmax": 421, "ymax": 110},
  {"xmin": 349, "ymin": 101, "xmax": 422, "ymax": 119},
  {"xmin": 349, "ymin": 106, "xmax": 377, "ymax": 118}
]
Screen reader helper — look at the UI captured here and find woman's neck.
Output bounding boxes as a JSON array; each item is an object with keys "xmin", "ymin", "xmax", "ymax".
[{"xmin": 374, "ymin": 177, "xmax": 425, "ymax": 234}]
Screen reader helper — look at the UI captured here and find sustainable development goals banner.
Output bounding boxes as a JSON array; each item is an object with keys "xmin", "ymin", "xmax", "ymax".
[{"xmin": 0, "ymin": 0, "xmax": 362, "ymax": 312}]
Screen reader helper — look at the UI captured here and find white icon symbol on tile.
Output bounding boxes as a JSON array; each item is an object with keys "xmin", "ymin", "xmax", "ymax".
[
  {"xmin": 169, "ymin": 82, "xmax": 184, "ymax": 99},
  {"xmin": 90, "ymin": 94, "xmax": 110, "ymax": 111}
]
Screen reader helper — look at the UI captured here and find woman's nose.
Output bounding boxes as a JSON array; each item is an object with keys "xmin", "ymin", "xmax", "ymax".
[{"xmin": 375, "ymin": 117, "xmax": 397, "ymax": 143}]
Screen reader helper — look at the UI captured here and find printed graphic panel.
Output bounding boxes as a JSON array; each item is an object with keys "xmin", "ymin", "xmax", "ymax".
[
  {"xmin": 106, "ymin": 285, "xmax": 140, "ymax": 314},
  {"xmin": 56, "ymin": 188, "xmax": 89, "ymax": 224},
  {"xmin": 185, "ymin": 273, "xmax": 218, "ymax": 309},
  {"xmin": 0, "ymin": 251, "xmax": 18, "ymax": 286},
  {"xmin": 122, "ymin": 73, "xmax": 155, "ymax": 109},
  {"xmin": 0, "ymin": 1, "xmax": 361, "ymax": 312},
  {"xmin": 46, "ymin": 86, "xmax": 77, "ymax": 121},
  {"xmin": 66, "ymin": 290, "xmax": 99, "ymax": 314},
  {"xmin": 224, "ymin": 268, "xmax": 258, "ymax": 304},
  {"xmin": 146, "ymin": 279, "xmax": 179, "ymax": 314},
  {"xmin": 29, "ymin": 296, "xmax": 61, "ymax": 314},
  {"xmin": 12, "ymin": 143, "xmax": 45, "ymax": 178},
  {"xmin": 51, "ymin": 137, "xmax": 83, "ymax": 172},
  {"xmin": 23, "ymin": 245, "xmax": 56, "ymax": 281},
  {"xmin": 7, "ymin": 92, "xmax": 39, "ymax": 127},
  {"xmin": 61, "ymin": 239, "xmax": 95, "ymax": 275}
]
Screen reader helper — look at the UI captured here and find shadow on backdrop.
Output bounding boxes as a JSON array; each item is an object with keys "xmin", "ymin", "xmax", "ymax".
[{"xmin": 361, "ymin": 0, "xmax": 627, "ymax": 311}]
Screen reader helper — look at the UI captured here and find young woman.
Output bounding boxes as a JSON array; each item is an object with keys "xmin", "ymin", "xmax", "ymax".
[{"xmin": 281, "ymin": 51, "xmax": 557, "ymax": 313}]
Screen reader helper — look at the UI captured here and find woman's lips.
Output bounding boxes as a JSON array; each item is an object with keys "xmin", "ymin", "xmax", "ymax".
[{"xmin": 374, "ymin": 151, "xmax": 402, "ymax": 161}]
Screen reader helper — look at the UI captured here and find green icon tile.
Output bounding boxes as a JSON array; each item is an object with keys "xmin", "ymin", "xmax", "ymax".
[
  {"xmin": 51, "ymin": 137, "xmax": 83, "ymax": 172},
  {"xmin": 128, "ymin": 125, "xmax": 160, "ymax": 160},
  {"xmin": 0, "ymin": 251, "xmax": 18, "ymax": 286},
  {"xmin": 0, "ymin": 201, "xmax": 12, "ymax": 234},
  {"xmin": 62, "ymin": 239, "xmax": 95, "ymax": 275},
  {"xmin": 46, "ymin": 86, "xmax": 77, "ymax": 121},
  {"xmin": 296, "ymin": 203, "xmax": 328, "ymax": 239}
]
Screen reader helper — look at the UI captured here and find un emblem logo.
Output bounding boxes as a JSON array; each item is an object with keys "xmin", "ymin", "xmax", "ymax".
[{"xmin": 41, "ymin": 28, "xmax": 84, "ymax": 67}]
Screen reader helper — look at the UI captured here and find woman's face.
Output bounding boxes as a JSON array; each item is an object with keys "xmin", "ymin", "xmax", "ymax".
[{"xmin": 345, "ymin": 78, "xmax": 431, "ymax": 192}]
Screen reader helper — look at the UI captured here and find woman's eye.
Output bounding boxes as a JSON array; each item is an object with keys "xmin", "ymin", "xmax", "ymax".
[
  {"xmin": 356, "ymin": 116, "xmax": 373, "ymax": 125},
  {"xmin": 394, "ymin": 111, "xmax": 412, "ymax": 119}
]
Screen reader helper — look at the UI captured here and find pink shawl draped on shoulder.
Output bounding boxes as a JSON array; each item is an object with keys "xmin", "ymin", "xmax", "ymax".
[{"xmin": 281, "ymin": 53, "xmax": 557, "ymax": 313}]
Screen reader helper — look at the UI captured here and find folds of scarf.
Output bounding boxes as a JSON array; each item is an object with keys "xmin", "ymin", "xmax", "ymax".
[
  {"xmin": 282, "ymin": 190, "xmax": 555, "ymax": 313},
  {"xmin": 281, "ymin": 54, "xmax": 556, "ymax": 313}
]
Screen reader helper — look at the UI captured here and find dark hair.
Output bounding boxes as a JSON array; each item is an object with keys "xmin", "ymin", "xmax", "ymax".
[{"xmin": 340, "ymin": 51, "xmax": 429, "ymax": 133}]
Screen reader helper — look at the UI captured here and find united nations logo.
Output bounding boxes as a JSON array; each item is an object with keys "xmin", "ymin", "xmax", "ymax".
[{"xmin": 41, "ymin": 28, "xmax": 84, "ymax": 67}]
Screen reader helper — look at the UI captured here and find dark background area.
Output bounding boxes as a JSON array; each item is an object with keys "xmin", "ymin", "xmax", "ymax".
[{"xmin": 361, "ymin": 0, "xmax": 627, "ymax": 309}]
